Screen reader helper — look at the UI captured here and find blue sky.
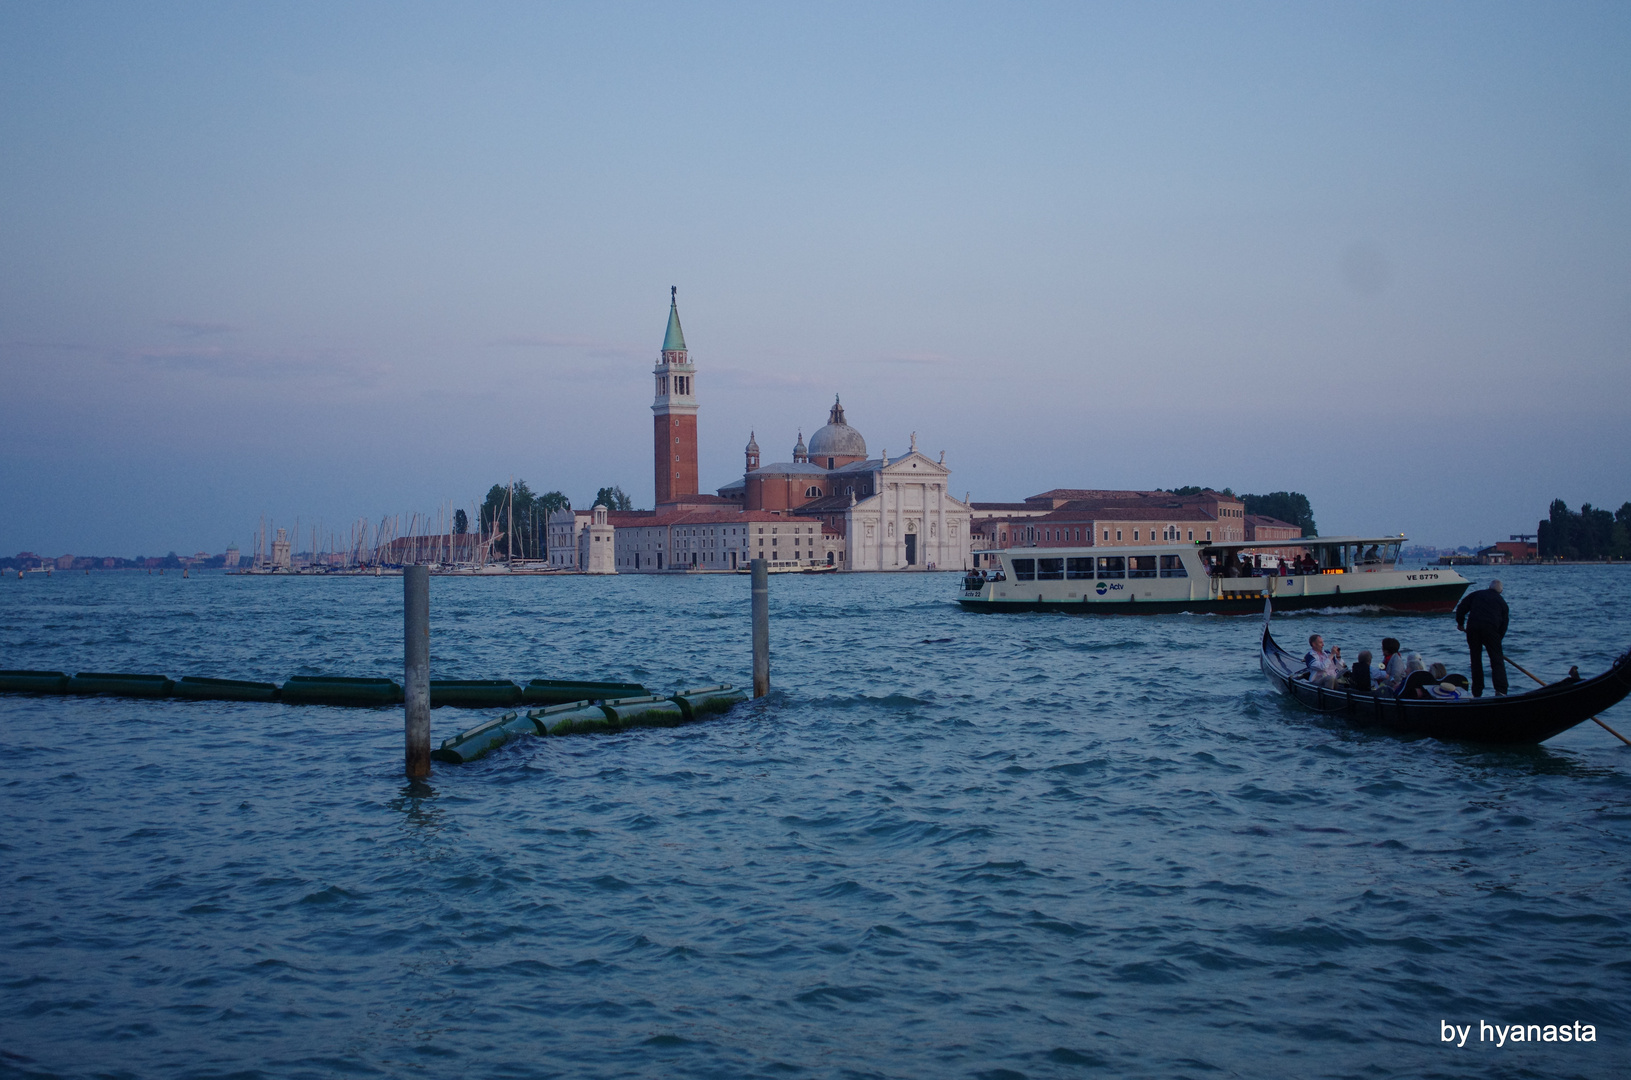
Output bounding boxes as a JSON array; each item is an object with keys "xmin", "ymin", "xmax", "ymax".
[{"xmin": 2, "ymin": 2, "xmax": 1628, "ymax": 554}]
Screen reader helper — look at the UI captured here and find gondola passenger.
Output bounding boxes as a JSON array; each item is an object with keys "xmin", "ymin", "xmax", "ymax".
[
  {"xmin": 1303, "ymin": 634, "xmax": 1345, "ymax": 688},
  {"xmin": 1396, "ymin": 654, "xmax": 1435, "ymax": 699},
  {"xmin": 1380, "ymin": 637, "xmax": 1407, "ymax": 692},
  {"xmin": 1348, "ymin": 650, "xmax": 1374, "ymax": 692}
]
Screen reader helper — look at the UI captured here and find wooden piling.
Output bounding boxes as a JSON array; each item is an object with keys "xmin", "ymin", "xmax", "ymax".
[
  {"xmin": 404, "ymin": 564, "xmax": 431, "ymax": 777},
  {"xmin": 751, "ymin": 558, "xmax": 769, "ymax": 698}
]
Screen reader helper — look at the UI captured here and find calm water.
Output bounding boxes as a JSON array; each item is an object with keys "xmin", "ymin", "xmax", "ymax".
[{"xmin": 1, "ymin": 565, "xmax": 1628, "ymax": 1080}]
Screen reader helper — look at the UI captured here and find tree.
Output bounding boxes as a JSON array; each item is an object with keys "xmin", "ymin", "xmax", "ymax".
[
  {"xmin": 1161, "ymin": 485, "xmax": 1235, "ymax": 497},
  {"xmin": 453, "ymin": 509, "xmax": 468, "ymax": 535},
  {"xmin": 1537, "ymin": 499, "xmax": 1630, "ymax": 560},
  {"xmin": 594, "ymin": 486, "xmax": 633, "ymax": 511},
  {"xmin": 481, "ymin": 479, "xmax": 541, "ymax": 558},
  {"xmin": 1241, "ymin": 492, "xmax": 1317, "ymax": 537}
]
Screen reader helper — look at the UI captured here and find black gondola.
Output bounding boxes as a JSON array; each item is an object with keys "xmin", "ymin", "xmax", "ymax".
[{"xmin": 1260, "ymin": 622, "xmax": 1631, "ymax": 745}]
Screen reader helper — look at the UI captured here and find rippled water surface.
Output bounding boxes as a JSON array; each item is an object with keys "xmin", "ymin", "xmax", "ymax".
[{"xmin": 2, "ymin": 565, "xmax": 1628, "ymax": 1079}]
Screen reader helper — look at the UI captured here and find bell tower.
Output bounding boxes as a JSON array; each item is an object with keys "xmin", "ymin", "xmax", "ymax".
[{"xmin": 652, "ymin": 286, "xmax": 698, "ymax": 506}]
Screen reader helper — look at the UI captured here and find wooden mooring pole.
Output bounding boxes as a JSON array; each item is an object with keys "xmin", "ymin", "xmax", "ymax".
[
  {"xmin": 404, "ymin": 564, "xmax": 431, "ymax": 777},
  {"xmin": 751, "ymin": 558, "xmax": 769, "ymax": 698}
]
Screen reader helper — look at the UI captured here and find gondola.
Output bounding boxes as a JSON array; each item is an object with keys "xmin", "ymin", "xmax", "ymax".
[{"xmin": 1260, "ymin": 617, "xmax": 1631, "ymax": 745}]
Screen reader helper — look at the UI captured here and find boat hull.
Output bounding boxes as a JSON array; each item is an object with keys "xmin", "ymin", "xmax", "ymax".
[
  {"xmin": 1261, "ymin": 626, "xmax": 1631, "ymax": 744},
  {"xmin": 958, "ymin": 580, "xmax": 1468, "ymax": 616}
]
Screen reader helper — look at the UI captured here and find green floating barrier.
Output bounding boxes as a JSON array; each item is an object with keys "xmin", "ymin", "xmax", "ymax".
[
  {"xmin": 429, "ymin": 679, "xmax": 522, "ymax": 708},
  {"xmin": 601, "ymin": 695, "xmax": 686, "ymax": 728},
  {"xmin": 670, "ymin": 684, "xmax": 747, "ymax": 721},
  {"xmin": 523, "ymin": 678, "xmax": 646, "ymax": 706},
  {"xmin": 173, "ymin": 676, "xmax": 279, "ymax": 702},
  {"xmin": 432, "ymin": 711, "xmax": 524, "ymax": 764},
  {"xmin": 0, "ymin": 670, "xmax": 69, "ymax": 695},
  {"xmin": 68, "ymin": 672, "xmax": 174, "ymax": 698},
  {"xmin": 280, "ymin": 675, "xmax": 402, "ymax": 707},
  {"xmin": 541, "ymin": 702, "xmax": 620, "ymax": 736}
]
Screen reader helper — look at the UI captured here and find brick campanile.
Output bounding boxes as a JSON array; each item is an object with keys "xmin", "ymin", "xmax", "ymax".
[{"xmin": 652, "ymin": 286, "xmax": 698, "ymax": 506}]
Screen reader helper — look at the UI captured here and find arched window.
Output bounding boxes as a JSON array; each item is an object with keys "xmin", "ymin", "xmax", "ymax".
[{"xmin": 804, "ymin": 486, "xmax": 822, "ymax": 498}]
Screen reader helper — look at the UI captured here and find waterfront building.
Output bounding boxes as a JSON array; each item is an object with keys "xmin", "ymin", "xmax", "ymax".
[
  {"xmin": 224, "ymin": 544, "xmax": 240, "ymax": 569},
  {"xmin": 576, "ymin": 505, "xmax": 616, "ymax": 574},
  {"xmin": 970, "ymin": 489, "xmax": 1257, "ymax": 566},
  {"xmin": 718, "ymin": 399, "xmax": 974, "ymax": 571},
  {"xmin": 549, "ymin": 294, "xmax": 970, "ymax": 572}
]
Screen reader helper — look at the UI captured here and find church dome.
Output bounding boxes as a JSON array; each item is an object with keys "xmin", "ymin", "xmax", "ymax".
[{"xmin": 808, "ymin": 395, "xmax": 867, "ymax": 458}]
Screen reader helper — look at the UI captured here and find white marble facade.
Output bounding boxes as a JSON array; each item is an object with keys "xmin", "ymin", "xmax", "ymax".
[{"xmin": 841, "ymin": 449, "xmax": 972, "ymax": 571}]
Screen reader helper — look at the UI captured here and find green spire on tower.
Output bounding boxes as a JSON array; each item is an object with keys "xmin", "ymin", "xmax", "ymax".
[{"xmin": 663, "ymin": 285, "xmax": 687, "ymax": 352}]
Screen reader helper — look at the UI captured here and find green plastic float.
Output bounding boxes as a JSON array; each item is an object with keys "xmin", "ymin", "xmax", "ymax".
[
  {"xmin": 429, "ymin": 679, "xmax": 522, "ymax": 708},
  {"xmin": 601, "ymin": 695, "xmax": 686, "ymax": 728},
  {"xmin": 670, "ymin": 684, "xmax": 748, "ymax": 720},
  {"xmin": 172, "ymin": 676, "xmax": 280, "ymax": 702},
  {"xmin": 431, "ymin": 711, "xmax": 524, "ymax": 764},
  {"xmin": 0, "ymin": 670, "xmax": 69, "ymax": 694},
  {"xmin": 523, "ymin": 678, "xmax": 646, "ymax": 705},
  {"xmin": 279, "ymin": 675, "xmax": 402, "ymax": 707},
  {"xmin": 67, "ymin": 672, "xmax": 174, "ymax": 698}
]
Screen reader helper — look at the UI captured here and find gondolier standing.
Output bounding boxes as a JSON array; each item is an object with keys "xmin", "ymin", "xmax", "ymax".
[{"xmin": 1455, "ymin": 580, "xmax": 1509, "ymax": 697}]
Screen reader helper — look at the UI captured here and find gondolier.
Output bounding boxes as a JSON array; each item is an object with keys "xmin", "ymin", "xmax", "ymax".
[{"xmin": 1455, "ymin": 580, "xmax": 1509, "ymax": 698}]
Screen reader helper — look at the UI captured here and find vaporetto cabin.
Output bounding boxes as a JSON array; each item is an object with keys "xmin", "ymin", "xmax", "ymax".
[{"xmin": 958, "ymin": 537, "xmax": 1471, "ymax": 614}]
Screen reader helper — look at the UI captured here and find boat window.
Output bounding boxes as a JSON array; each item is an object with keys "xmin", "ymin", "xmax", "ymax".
[
  {"xmin": 1382, "ymin": 542, "xmax": 1401, "ymax": 565},
  {"xmin": 1129, "ymin": 555, "xmax": 1157, "ymax": 578},
  {"xmin": 1066, "ymin": 557, "xmax": 1093, "ymax": 579},
  {"xmin": 1159, "ymin": 554, "xmax": 1187, "ymax": 578},
  {"xmin": 1012, "ymin": 558, "xmax": 1036, "ymax": 582},
  {"xmin": 1037, "ymin": 558, "xmax": 1064, "ymax": 580},
  {"xmin": 1097, "ymin": 556, "xmax": 1124, "ymax": 579}
]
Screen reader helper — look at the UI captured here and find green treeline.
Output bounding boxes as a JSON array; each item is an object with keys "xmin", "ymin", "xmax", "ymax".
[
  {"xmin": 1163, "ymin": 487, "xmax": 1318, "ymax": 536},
  {"xmin": 479, "ymin": 481, "xmax": 570, "ymax": 558},
  {"xmin": 1537, "ymin": 500, "xmax": 1631, "ymax": 560},
  {"xmin": 471, "ymin": 482, "xmax": 635, "ymax": 559}
]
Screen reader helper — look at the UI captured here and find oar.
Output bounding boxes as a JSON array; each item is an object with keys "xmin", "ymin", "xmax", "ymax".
[{"xmin": 1505, "ymin": 653, "xmax": 1631, "ymax": 746}]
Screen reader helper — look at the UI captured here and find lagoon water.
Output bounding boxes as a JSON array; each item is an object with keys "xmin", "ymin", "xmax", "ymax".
[{"xmin": 1, "ymin": 565, "xmax": 1628, "ymax": 1079}]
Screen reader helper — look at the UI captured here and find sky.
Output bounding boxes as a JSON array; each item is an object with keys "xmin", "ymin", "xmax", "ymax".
[{"xmin": 2, "ymin": 1, "xmax": 1628, "ymax": 555}]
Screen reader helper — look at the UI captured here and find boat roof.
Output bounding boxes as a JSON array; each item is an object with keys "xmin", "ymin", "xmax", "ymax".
[
  {"xmin": 1201, "ymin": 536, "xmax": 1407, "ymax": 548},
  {"xmin": 974, "ymin": 535, "xmax": 1407, "ymax": 556}
]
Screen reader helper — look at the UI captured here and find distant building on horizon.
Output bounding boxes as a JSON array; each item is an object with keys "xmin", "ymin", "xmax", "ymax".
[{"xmin": 969, "ymin": 489, "xmax": 1273, "ymax": 566}]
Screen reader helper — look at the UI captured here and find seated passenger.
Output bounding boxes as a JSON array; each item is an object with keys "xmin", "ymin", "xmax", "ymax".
[
  {"xmin": 1380, "ymin": 637, "xmax": 1407, "ymax": 692},
  {"xmin": 1347, "ymin": 649, "xmax": 1374, "ymax": 692},
  {"xmin": 1396, "ymin": 654, "xmax": 1434, "ymax": 699},
  {"xmin": 1302, "ymin": 634, "xmax": 1345, "ymax": 688},
  {"xmin": 1424, "ymin": 661, "xmax": 1466, "ymax": 700}
]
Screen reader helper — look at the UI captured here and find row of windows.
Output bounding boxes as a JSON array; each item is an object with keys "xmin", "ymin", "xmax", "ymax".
[
  {"xmin": 998, "ymin": 526, "xmax": 1214, "ymax": 544},
  {"xmin": 1011, "ymin": 555, "xmax": 1188, "ymax": 581}
]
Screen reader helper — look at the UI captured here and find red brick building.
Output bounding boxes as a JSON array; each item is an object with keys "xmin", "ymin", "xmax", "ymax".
[
  {"xmin": 652, "ymin": 286, "xmax": 699, "ymax": 508},
  {"xmin": 970, "ymin": 489, "xmax": 1254, "ymax": 565}
]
